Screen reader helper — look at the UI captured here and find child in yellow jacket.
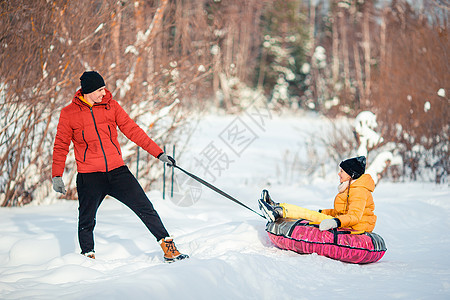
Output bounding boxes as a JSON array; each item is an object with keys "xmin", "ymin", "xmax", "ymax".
[{"xmin": 258, "ymin": 156, "xmax": 377, "ymax": 232}]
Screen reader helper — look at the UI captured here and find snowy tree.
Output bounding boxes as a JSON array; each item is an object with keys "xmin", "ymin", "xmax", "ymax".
[
  {"xmin": 354, "ymin": 111, "xmax": 402, "ymax": 185},
  {"xmin": 257, "ymin": 0, "xmax": 309, "ymax": 109}
]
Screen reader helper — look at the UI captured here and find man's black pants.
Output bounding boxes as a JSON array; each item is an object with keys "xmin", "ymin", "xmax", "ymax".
[{"xmin": 76, "ymin": 166, "xmax": 169, "ymax": 254}]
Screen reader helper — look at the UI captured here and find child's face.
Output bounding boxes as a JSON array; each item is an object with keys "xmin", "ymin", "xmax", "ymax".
[{"xmin": 338, "ymin": 168, "xmax": 351, "ymax": 183}]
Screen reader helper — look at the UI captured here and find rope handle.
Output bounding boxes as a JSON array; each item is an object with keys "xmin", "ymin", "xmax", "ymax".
[{"xmin": 173, "ymin": 165, "xmax": 265, "ymax": 219}]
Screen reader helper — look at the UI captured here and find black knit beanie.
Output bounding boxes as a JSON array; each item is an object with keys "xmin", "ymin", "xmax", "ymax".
[
  {"xmin": 339, "ymin": 156, "xmax": 366, "ymax": 179},
  {"xmin": 80, "ymin": 71, "xmax": 105, "ymax": 94}
]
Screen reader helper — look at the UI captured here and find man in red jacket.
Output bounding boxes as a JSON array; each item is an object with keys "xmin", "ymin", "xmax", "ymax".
[{"xmin": 52, "ymin": 71, "xmax": 188, "ymax": 263}]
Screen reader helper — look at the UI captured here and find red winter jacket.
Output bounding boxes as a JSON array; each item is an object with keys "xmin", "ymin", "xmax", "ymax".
[{"xmin": 52, "ymin": 89, "xmax": 163, "ymax": 177}]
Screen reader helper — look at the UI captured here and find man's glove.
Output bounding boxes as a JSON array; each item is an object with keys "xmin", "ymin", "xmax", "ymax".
[
  {"xmin": 52, "ymin": 177, "xmax": 66, "ymax": 195},
  {"xmin": 319, "ymin": 218, "xmax": 340, "ymax": 231},
  {"xmin": 158, "ymin": 153, "xmax": 176, "ymax": 167}
]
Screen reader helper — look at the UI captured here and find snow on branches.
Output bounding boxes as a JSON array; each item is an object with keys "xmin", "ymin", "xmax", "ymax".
[{"xmin": 355, "ymin": 111, "xmax": 402, "ymax": 185}]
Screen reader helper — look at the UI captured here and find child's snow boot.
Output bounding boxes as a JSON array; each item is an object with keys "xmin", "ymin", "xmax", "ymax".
[
  {"xmin": 258, "ymin": 198, "xmax": 283, "ymax": 222},
  {"xmin": 159, "ymin": 237, "xmax": 189, "ymax": 263},
  {"xmin": 261, "ymin": 189, "xmax": 278, "ymax": 206}
]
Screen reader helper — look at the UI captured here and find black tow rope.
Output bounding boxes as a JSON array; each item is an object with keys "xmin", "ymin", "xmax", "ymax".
[{"xmin": 174, "ymin": 165, "xmax": 265, "ymax": 219}]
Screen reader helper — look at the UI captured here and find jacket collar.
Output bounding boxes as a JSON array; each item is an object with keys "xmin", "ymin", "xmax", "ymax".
[{"xmin": 72, "ymin": 88, "xmax": 112, "ymax": 108}]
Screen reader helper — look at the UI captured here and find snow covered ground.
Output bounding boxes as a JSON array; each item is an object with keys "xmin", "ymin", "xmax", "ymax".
[{"xmin": 1, "ymin": 112, "xmax": 449, "ymax": 299}]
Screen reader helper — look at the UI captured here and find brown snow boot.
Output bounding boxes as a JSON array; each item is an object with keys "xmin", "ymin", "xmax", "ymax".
[{"xmin": 159, "ymin": 237, "xmax": 189, "ymax": 263}]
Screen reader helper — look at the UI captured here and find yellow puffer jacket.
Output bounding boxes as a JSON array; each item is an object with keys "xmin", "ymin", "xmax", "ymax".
[{"xmin": 321, "ymin": 174, "xmax": 377, "ymax": 232}]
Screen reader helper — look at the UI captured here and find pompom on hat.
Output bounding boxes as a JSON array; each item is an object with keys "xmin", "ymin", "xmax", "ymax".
[
  {"xmin": 339, "ymin": 156, "xmax": 366, "ymax": 179},
  {"xmin": 80, "ymin": 71, "xmax": 105, "ymax": 94}
]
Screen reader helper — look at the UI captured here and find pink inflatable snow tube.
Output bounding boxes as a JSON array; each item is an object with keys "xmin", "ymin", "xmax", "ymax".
[{"xmin": 266, "ymin": 219, "xmax": 386, "ymax": 264}]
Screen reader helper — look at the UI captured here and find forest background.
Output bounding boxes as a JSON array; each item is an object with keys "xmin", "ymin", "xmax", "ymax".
[{"xmin": 0, "ymin": 0, "xmax": 448, "ymax": 206}]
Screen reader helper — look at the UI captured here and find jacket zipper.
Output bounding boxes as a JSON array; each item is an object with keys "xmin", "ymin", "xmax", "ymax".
[
  {"xmin": 82, "ymin": 131, "xmax": 88, "ymax": 162},
  {"xmin": 89, "ymin": 107, "xmax": 108, "ymax": 172},
  {"xmin": 108, "ymin": 125, "xmax": 121, "ymax": 155}
]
